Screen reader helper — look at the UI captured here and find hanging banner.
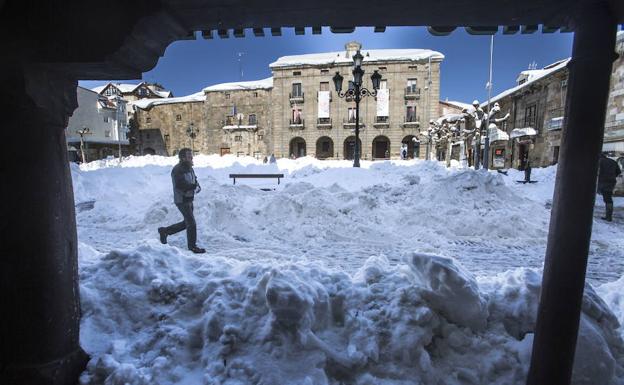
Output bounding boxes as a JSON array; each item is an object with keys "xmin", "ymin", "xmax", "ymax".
[
  {"xmin": 376, "ymin": 88, "xmax": 389, "ymax": 117},
  {"xmin": 318, "ymin": 91, "xmax": 330, "ymax": 118}
]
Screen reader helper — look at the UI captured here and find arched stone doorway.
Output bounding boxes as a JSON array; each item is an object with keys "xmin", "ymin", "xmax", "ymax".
[
  {"xmin": 143, "ymin": 147, "xmax": 156, "ymax": 155},
  {"xmin": 372, "ymin": 135, "xmax": 391, "ymax": 159},
  {"xmin": 289, "ymin": 137, "xmax": 306, "ymax": 158},
  {"xmin": 402, "ymin": 135, "xmax": 420, "ymax": 159},
  {"xmin": 316, "ymin": 136, "xmax": 334, "ymax": 159},
  {"xmin": 343, "ymin": 136, "xmax": 362, "ymax": 160}
]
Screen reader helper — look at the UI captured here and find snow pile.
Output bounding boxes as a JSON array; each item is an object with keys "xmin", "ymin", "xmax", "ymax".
[
  {"xmin": 78, "ymin": 246, "xmax": 624, "ymax": 385},
  {"xmin": 131, "ymin": 91, "xmax": 206, "ymax": 110},
  {"xmin": 72, "ymin": 155, "xmax": 624, "ymax": 384},
  {"xmin": 203, "ymin": 78, "xmax": 273, "ymax": 92}
]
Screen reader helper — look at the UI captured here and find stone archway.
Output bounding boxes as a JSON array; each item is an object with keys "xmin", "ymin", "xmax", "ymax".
[
  {"xmin": 372, "ymin": 135, "xmax": 391, "ymax": 159},
  {"xmin": 343, "ymin": 136, "xmax": 362, "ymax": 160},
  {"xmin": 402, "ymin": 135, "xmax": 420, "ymax": 159},
  {"xmin": 316, "ymin": 136, "xmax": 334, "ymax": 159},
  {"xmin": 289, "ymin": 137, "xmax": 306, "ymax": 158},
  {"xmin": 143, "ymin": 147, "xmax": 156, "ymax": 155}
]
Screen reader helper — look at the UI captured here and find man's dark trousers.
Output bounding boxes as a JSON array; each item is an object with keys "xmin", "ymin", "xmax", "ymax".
[{"xmin": 163, "ymin": 201, "xmax": 196, "ymax": 248}]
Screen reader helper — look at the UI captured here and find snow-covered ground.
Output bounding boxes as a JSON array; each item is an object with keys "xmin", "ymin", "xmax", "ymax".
[{"xmin": 73, "ymin": 155, "xmax": 624, "ymax": 385}]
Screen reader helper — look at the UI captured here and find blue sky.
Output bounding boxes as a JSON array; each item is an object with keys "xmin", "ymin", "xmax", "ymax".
[{"xmin": 80, "ymin": 27, "xmax": 579, "ymax": 103}]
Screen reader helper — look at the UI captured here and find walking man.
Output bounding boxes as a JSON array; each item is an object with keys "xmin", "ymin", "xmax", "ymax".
[
  {"xmin": 598, "ymin": 153, "xmax": 621, "ymax": 222},
  {"xmin": 158, "ymin": 148, "xmax": 206, "ymax": 253}
]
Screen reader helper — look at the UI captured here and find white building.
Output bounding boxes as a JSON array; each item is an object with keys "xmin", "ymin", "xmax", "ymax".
[{"xmin": 65, "ymin": 86, "xmax": 129, "ymax": 162}]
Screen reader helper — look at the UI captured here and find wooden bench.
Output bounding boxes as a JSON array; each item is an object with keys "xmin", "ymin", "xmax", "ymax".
[{"xmin": 229, "ymin": 173, "xmax": 284, "ymax": 185}]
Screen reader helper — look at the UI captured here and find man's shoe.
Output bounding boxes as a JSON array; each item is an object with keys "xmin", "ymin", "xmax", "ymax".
[
  {"xmin": 189, "ymin": 246, "xmax": 206, "ymax": 254},
  {"xmin": 158, "ymin": 227, "xmax": 168, "ymax": 244}
]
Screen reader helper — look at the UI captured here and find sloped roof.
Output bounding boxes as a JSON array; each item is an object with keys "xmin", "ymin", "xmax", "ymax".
[
  {"xmin": 202, "ymin": 77, "xmax": 273, "ymax": 92},
  {"xmin": 130, "ymin": 91, "xmax": 206, "ymax": 109},
  {"xmin": 270, "ymin": 49, "xmax": 444, "ymax": 68},
  {"xmin": 486, "ymin": 59, "xmax": 570, "ymax": 105}
]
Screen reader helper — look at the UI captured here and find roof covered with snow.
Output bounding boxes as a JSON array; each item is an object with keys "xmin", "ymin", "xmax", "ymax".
[
  {"xmin": 486, "ymin": 59, "xmax": 570, "ymax": 106},
  {"xmin": 441, "ymin": 100, "xmax": 472, "ymax": 110},
  {"xmin": 92, "ymin": 82, "xmax": 142, "ymax": 94},
  {"xmin": 131, "ymin": 91, "xmax": 206, "ymax": 109},
  {"xmin": 270, "ymin": 49, "xmax": 444, "ymax": 68},
  {"xmin": 202, "ymin": 77, "xmax": 273, "ymax": 92}
]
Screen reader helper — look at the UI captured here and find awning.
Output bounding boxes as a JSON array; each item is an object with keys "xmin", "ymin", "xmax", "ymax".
[
  {"xmin": 488, "ymin": 127, "xmax": 509, "ymax": 142},
  {"xmin": 602, "ymin": 141, "xmax": 624, "ymax": 152},
  {"xmin": 510, "ymin": 127, "xmax": 537, "ymax": 139}
]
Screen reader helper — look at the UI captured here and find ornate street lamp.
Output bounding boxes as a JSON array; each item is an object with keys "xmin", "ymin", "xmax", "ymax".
[
  {"xmin": 332, "ymin": 50, "xmax": 381, "ymax": 167},
  {"xmin": 186, "ymin": 122, "xmax": 197, "ymax": 153}
]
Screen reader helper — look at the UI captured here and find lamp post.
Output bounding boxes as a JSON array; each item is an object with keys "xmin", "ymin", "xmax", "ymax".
[
  {"xmin": 483, "ymin": 35, "xmax": 494, "ymax": 170},
  {"xmin": 333, "ymin": 50, "xmax": 382, "ymax": 167},
  {"xmin": 186, "ymin": 122, "xmax": 197, "ymax": 153},
  {"xmin": 76, "ymin": 126, "xmax": 90, "ymax": 163}
]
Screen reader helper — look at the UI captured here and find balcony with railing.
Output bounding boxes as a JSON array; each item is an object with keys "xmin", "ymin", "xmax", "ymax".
[
  {"xmin": 404, "ymin": 87, "xmax": 421, "ymax": 99},
  {"xmin": 289, "ymin": 118, "xmax": 304, "ymax": 129},
  {"xmin": 222, "ymin": 117, "xmax": 258, "ymax": 131},
  {"xmin": 373, "ymin": 116, "xmax": 390, "ymax": 128},
  {"xmin": 316, "ymin": 117, "xmax": 332, "ymax": 129},
  {"xmin": 343, "ymin": 117, "xmax": 365, "ymax": 128},
  {"xmin": 402, "ymin": 116, "xmax": 421, "ymax": 128},
  {"xmin": 289, "ymin": 92, "xmax": 305, "ymax": 104}
]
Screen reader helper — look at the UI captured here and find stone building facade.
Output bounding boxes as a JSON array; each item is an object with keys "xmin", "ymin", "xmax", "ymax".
[
  {"xmin": 132, "ymin": 42, "xmax": 443, "ymax": 160},
  {"xmin": 269, "ymin": 42, "xmax": 443, "ymax": 160},
  {"xmin": 480, "ymin": 59, "xmax": 569, "ymax": 169},
  {"xmin": 604, "ymin": 30, "xmax": 624, "ymax": 154}
]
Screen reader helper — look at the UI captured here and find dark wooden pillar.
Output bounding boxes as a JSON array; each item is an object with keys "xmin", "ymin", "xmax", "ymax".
[
  {"xmin": 0, "ymin": 65, "xmax": 88, "ymax": 384},
  {"xmin": 526, "ymin": 3, "xmax": 618, "ymax": 385}
]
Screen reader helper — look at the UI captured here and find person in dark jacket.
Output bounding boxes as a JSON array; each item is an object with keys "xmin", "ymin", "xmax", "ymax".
[
  {"xmin": 158, "ymin": 148, "xmax": 206, "ymax": 253},
  {"xmin": 598, "ymin": 153, "xmax": 622, "ymax": 222}
]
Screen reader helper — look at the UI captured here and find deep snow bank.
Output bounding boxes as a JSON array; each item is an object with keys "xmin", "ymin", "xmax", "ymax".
[
  {"xmin": 72, "ymin": 155, "xmax": 624, "ymax": 384},
  {"xmin": 78, "ymin": 245, "xmax": 624, "ymax": 385}
]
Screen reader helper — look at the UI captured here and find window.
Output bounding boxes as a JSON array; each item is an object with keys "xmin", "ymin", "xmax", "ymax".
[
  {"xmin": 104, "ymin": 130, "xmax": 111, "ymax": 137},
  {"xmin": 226, "ymin": 115, "xmax": 235, "ymax": 125},
  {"xmin": 248, "ymin": 114, "xmax": 257, "ymax": 125},
  {"xmin": 225, "ymin": 93, "xmax": 231, "ymax": 99},
  {"xmin": 146, "ymin": 117, "xmax": 151, "ymax": 123},
  {"xmin": 176, "ymin": 114, "xmax": 182, "ymax": 121},
  {"xmin": 406, "ymin": 106, "xmax": 417, "ymax": 122},
  {"xmin": 319, "ymin": 82, "xmax": 329, "ymax": 91},
  {"xmin": 234, "ymin": 135, "xmax": 242, "ymax": 142},
  {"xmin": 163, "ymin": 134, "xmax": 170, "ymax": 142},
  {"xmin": 380, "ymin": 80, "xmax": 388, "ymax": 89},
  {"xmin": 561, "ymin": 79, "xmax": 568, "ymax": 88},
  {"xmin": 254, "ymin": 91, "xmax": 259, "ymax": 97},
  {"xmin": 524, "ymin": 104, "xmax": 537, "ymax": 126},
  {"xmin": 320, "ymin": 69, "xmax": 329, "ymax": 74},
  {"xmin": 258, "ymin": 134, "xmax": 264, "ymax": 140},
  {"xmin": 292, "ymin": 108, "xmax": 302, "ymax": 124},
  {"xmin": 406, "ymin": 79, "xmax": 418, "ymax": 93},
  {"xmin": 103, "ymin": 116, "xmax": 109, "ymax": 122},
  {"xmin": 292, "ymin": 83, "xmax": 302, "ymax": 97},
  {"xmin": 138, "ymin": 88, "xmax": 147, "ymax": 96},
  {"xmin": 318, "ymin": 117, "xmax": 331, "ymax": 124},
  {"xmin": 378, "ymin": 66, "xmax": 387, "ymax": 71},
  {"xmin": 348, "ymin": 107, "xmax": 356, "ymax": 123},
  {"xmin": 104, "ymin": 87, "xmax": 117, "ymax": 96},
  {"xmin": 408, "ymin": 65, "xmax": 418, "ymax": 70},
  {"xmin": 293, "ymin": 71, "xmax": 301, "ymax": 76}
]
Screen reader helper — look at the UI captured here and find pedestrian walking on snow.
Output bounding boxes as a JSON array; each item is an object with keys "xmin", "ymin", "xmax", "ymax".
[
  {"xmin": 598, "ymin": 153, "xmax": 622, "ymax": 221},
  {"xmin": 269, "ymin": 153, "xmax": 276, "ymax": 164},
  {"xmin": 158, "ymin": 148, "xmax": 206, "ymax": 253}
]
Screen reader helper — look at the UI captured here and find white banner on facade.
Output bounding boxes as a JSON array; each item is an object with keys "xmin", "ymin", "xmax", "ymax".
[
  {"xmin": 318, "ymin": 91, "xmax": 330, "ymax": 118},
  {"xmin": 376, "ymin": 88, "xmax": 389, "ymax": 117}
]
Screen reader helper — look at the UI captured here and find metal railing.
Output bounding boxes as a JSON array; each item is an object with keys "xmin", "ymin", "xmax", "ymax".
[
  {"xmin": 404, "ymin": 87, "xmax": 421, "ymax": 98},
  {"xmin": 289, "ymin": 92, "xmax": 305, "ymax": 102},
  {"xmin": 316, "ymin": 118, "xmax": 332, "ymax": 128},
  {"xmin": 289, "ymin": 118, "xmax": 304, "ymax": 128}
]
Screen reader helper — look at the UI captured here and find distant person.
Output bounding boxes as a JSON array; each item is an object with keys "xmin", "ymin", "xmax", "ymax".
[
  {"xmin": 158, "ymin": 148, "xmax": 206, "ymax": 253},
  {"xmin": 385, "ymin": 149, "xmax": 390, "ymax": 159},
  {"xmin": 598, "ymin": 153, "xmax": 622, "ymax": 222},
  {"xmin": 263, "ymin": 156, "xmax": 268, "ymax": 164},
  {"xmin": 269, "ymin": 153, "xmax": 276, "ymax": 163},
  {"xmin": 524, "ymin": 161, "xmax": 532, "ymax": 183},
  {"xmin": 400, "ymin": 144, "xmax": 408, "ymax": 160}
]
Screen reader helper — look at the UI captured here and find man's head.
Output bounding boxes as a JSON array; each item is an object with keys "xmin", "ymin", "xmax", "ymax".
[{"xmin": 178, "ymin": 148, "xmax": 194, "ymax": 165}]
